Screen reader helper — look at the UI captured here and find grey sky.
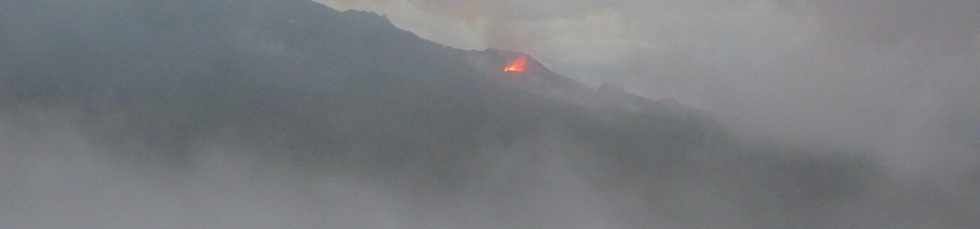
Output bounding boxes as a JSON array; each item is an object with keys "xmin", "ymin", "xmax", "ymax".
[{"xmin": 319, "ymin": 0, "xmax": 980, "ymax": 175}]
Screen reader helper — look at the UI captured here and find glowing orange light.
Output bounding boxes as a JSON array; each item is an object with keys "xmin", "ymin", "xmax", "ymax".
[{"xmin": 502, "ymin": 55, "xmax": 528, "ymax": 73}]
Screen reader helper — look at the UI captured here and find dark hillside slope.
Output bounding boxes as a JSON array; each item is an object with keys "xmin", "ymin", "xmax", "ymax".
[
  {"xmin": 1, "ymin": 0, "xmax": 484, "ymax": 161},
  {"xmin": 0, "ymin": 0, "xmax": 722, "ymax": 173}
]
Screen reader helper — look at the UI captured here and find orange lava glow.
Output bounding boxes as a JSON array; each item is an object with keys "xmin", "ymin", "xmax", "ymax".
[{"xmin": 502, "ymin": 55, "xmax": 528, "ymax": 73}]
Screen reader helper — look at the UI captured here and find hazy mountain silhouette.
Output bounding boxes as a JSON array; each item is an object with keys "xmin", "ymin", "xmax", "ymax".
[{"xmin": 1, "ymin": 0, "xmax": 727, "ymax": 172}]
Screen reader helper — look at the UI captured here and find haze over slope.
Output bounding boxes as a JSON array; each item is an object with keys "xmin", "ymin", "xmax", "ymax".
[
  {"xmin": 325, "ymin": 0, "xmax": 980, "ymax": 176},
  {"xmin": 0, "ymin": 0, "xmax": 976, "ymax": 228}
]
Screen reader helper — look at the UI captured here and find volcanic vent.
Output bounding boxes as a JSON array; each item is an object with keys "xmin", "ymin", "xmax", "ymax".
[{"xmin": 502, "ymin": 55, "xmax": 529, "ymax": 73}]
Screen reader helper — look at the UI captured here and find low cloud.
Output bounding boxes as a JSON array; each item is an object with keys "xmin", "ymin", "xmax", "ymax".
[{"xmin": 319, "ymin": 0, "xmax": 980, "ymax": 175}]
